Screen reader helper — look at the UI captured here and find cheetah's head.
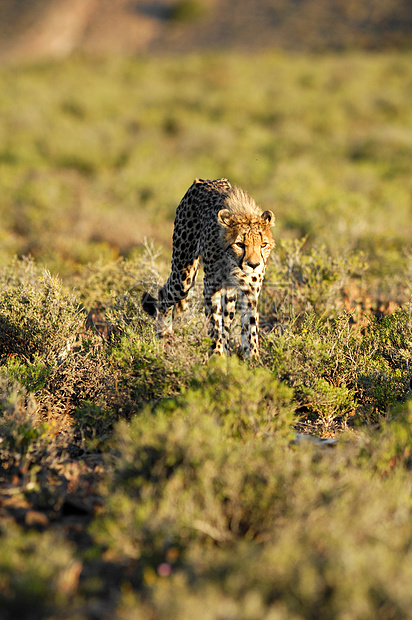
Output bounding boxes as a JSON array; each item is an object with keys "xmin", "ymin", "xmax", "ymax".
[{"xmin": 218, "ymin": 208, "xmax": 275, "ymax": 276}]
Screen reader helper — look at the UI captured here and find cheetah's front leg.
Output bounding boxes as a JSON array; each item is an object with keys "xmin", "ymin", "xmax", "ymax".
[
  {"xmin": 222, "ymin": 288, "xmax": 237, "ymax": 355},
  {"xmin": 240, "ymin": 289, "xmax": 260, "ymax": 359},
  {"xmin": 205, "ymin": 289, "xmax": 225, "ymax": 356}
]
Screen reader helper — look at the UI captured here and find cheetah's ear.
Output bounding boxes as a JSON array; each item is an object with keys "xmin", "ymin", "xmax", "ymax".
[
  {"xmin": 261, "ymin": 210, "xmax": 275, "ymax": 226},
  {"xmin": 218, "ymin": 208, "xmax": 232, "ymax": 228}
]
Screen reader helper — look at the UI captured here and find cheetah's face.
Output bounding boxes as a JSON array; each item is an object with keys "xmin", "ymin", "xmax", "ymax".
[{"xmin": 218, "ymin": 209, "xmax": 275, "ymax": 275}]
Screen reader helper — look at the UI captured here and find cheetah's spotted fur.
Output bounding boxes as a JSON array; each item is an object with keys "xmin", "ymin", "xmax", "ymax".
[{"xmin": 142, "ymin": 178, "xmax": 275, "ymax": 358}]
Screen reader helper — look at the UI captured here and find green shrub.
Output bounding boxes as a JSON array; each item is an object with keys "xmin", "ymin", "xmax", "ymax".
[
  {"xmin": 0, "ymin": 257, "xmax": 120, "ymax": 438},
  {"xmin": 2, "ymin": 354, "xmax": 51, "ymax": 393},
  {"xmin": 92, "ymin": 360, "xmax": 296, "ymax": 560},
  {"xmin": 0, "ymin": 375, "xmax": 74, "ymax": 516},
  {"xmin": 181, "ymin": 357, "xmax": 295, "ymax": 440},
  {"xmin": 357, "ymin": 306, "xmax": 412, "ymax": 418},
  {"xmin": 92, "ymin": 398, "xmax": 412, "ymax": 620},
  {"xmin": 263, "ymin": 314, "xmax": 359, "ymax": 429},
  {"xmin": 0, "ymin": 257, "xmax": 82, "ymax": 363},
  {"xmin": 76, "ymin": 251, "xmax": 161, "ymax": 315},
  {"xmin": 358, "ymin": 399, "xmax": 412, "ymax": 474},
  {"xmin": 262, "ymin": 305, "xmax": 412, "ymax": 428},
  {"xmin": 262, "ymin": 238, "xmax": 367, "ymax": 324},
  {"xmin": 0, "ymin": 525, "xmax": 81, "ymax": 620},
  {"xmin": 0, "ymin": 378, "xmax": 46, "ymax": 458},
  {"xmin": 109, "ymin": 326, "xmax": 197, "ymax": 414},
  {"xmin": 108, "ymin": 280, "xmax": 208, "ymax": 414}
]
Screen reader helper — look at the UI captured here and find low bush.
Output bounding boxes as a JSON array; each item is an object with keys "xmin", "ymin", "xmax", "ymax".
[
  {"xmin": 263, "ymin": 313, "xmax": 358, "ymax": 430},
  {"xmin": 88, "ymin": 397, "xmax": 412, "ymax": 620},
  {"xmin": 356, "ymin": 307, "xmax": 412, "ymax": 418},
  {"xmin": 262, "ymin": 297, "xmax": 412, "ymax": 429},
  {"xmin": 0, "ymin": 525, "xmax": 81, "ymax": 620},
  {"xmin": 0, "ymin": 257, "xmax": 82, "ymax": 363},
  {"xmin": 262, "ymin": 238, "xmax": 368, "ymax": 324},
  {"xmin": 0, "ymin": 377, "xmax": 50, "ymax": 468},
  {"xmin": 92, "ymin": 359, "xmax": 295, "ymax": 559}
]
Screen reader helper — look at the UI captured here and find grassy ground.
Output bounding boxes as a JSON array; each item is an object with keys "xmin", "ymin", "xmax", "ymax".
[{"xmin": 0, "ymin": 52, "xmax": 412, "ymax": 619}]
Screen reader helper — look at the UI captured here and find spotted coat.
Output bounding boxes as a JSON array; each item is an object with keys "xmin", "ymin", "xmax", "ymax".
[{"xmin": 142, "ymin": 178, "xmax": 275, "ymax": 358}]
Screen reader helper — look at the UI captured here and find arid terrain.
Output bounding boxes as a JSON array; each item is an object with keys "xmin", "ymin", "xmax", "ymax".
[{"xmin": 1, "ymin": 0, "xmax": 411, "ymax": 61}]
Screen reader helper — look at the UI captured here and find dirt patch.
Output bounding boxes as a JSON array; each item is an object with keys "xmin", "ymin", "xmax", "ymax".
[{"xmin": 1, "ymin": 0, "xmax": 411, "ymax": 61}]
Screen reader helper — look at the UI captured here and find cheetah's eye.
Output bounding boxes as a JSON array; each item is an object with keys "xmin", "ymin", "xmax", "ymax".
[
  {"xmin": 261, "ymin": 243, "xmax": 268, "ymax": 248},
  {"xmin": 234, "ymin": 242, "xmax": 245, "ymax": 250}
]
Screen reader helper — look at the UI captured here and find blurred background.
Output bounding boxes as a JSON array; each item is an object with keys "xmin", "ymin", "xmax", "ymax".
[{"xmin": 1, "ymin": 0, "xmax": 412, "ymax": 60}]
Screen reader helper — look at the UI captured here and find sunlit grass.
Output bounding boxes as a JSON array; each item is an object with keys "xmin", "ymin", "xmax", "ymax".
[{"xmin": 0, "ymin": 52, "xmax": 411, "ymax": 277}]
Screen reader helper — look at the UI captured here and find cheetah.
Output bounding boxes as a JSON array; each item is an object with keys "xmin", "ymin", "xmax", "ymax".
[{"xmin": 142, "ymin": 178, "xmax": 275, "ymax": 358}]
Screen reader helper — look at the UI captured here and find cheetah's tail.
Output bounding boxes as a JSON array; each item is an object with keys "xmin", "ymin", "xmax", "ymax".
[{"xmin": 141, "ymin": 292, "xmax": 158, "ymax": 317}]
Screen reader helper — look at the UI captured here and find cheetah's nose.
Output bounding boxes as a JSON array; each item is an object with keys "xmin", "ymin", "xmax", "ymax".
[{"xmin": 246, "ymin": 260, "xmax": 260, "ymax": 270}]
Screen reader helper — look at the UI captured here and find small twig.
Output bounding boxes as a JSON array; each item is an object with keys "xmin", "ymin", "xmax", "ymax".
[{"xmin": 192, "ymin": 519, "xmax": 233, "ymax": 543}]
